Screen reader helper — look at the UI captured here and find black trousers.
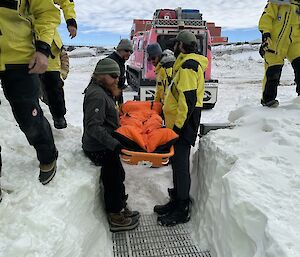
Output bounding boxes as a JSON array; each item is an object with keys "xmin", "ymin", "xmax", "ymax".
[
  {"xmin": 40, "ymin": 71, "xmax": 66, "ymax": 119},
  {"xmin": 171, "ymin": 137, "xmax": 191, "ymax": 201},
  {"xmin": 292, "ymin": 57, "xmax": 300, "ymax": 96},
  {"xmin": 263, "ymin": 65, "xmax": 283, "ymax": 102},
  {"xmin": 84, "ymin": 150, "xmax": 126, "ymax": 213},
  {"xmin": 0, "ymin": 67, "xmax": 57, "ymax": 164}
]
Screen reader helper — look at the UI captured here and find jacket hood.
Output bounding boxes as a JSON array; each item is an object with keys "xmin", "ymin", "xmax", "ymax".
[
  {"xmin": 160, "ymin": 49, "xmax": 176, "ymax": 66},
  {"xmin": 174, "ymin": 53, "xmax": 208, "ymax": 73}
]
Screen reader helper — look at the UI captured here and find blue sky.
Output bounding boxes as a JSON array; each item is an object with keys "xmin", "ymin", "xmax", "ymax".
[{"xmin": 59, "ymin": 0, "xmax": 266, "ymax": 46}]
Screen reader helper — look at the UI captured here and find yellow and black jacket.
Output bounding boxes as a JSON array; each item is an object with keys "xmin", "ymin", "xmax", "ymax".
[
  {"xmin": 259, "ymin": 1, "xmax": 300, "ymax": 57},
  {"xmin": 47, "ymin": 0, "xmax": 76, "ymax": 71},
  {"xmin": 163, "ymin": 52, "xmax": 208, "ymax": 145},
  {"xmin": 154, "ymin": 62, "xmax": 173, "ymax": 104},
  {"xmin": 0, "ymin": 0, "xmax": 60, "ymax": 71}
]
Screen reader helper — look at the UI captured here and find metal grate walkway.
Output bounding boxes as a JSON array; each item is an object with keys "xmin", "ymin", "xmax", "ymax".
[{"xmin": 112, "ymin": 214, "xmax": 211, "ymax": 257}]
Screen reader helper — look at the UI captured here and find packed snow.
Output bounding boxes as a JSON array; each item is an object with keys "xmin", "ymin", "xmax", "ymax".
[{"xmin": 0, "ymin": 44, "xmax": 299, "ymax": 257}]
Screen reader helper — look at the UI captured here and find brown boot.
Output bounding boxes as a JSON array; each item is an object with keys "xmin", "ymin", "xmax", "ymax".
[
  {"xmin": 122, "ymin": 206, "xmax": 140, "ymax": 219},
  {"xmin": 108, "ymin": 212, "xmax": 139, "ymax": 232}
]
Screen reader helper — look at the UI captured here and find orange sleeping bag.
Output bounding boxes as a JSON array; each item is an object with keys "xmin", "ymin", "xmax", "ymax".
[{"xmin": 114, "ymin": 101, "xmax": 178, "ymax": 154}]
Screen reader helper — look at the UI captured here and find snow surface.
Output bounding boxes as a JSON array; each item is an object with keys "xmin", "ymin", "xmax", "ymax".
[
  {"xmin": 68, "ymin": 47, "xmax": 97, "ymax": 58},
  {"xmin": 0, "ymin": 45, "xmax": 299, "ymax": 257}
]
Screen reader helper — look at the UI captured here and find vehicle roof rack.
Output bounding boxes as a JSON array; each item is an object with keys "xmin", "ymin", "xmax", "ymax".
[{"xmin": 152, "ymin": 19, "xmax": 206, "ymax": 28}]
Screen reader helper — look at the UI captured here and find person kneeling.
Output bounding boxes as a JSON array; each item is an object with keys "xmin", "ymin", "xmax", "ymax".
[{"xmin": 82, "ymin": 58, "xmax": 139, "ymax": 232}]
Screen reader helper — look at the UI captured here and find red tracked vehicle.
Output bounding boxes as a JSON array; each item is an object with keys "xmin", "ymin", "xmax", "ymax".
[{"xmin": 127, "ymin": 8, "xmax": 218, "ymax": 109}]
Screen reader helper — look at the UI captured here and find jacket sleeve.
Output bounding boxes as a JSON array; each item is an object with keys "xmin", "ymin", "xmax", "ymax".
[
  {"xmin": 85, "ymin": 96, "xmax": 121, "ymax": 152},
  {"xmin": 155, "ymin": 69, "xmax": 164, "ymax": 102},
  {"xmin": 258, "ymin": 3, "xmax": 277, "ymax": 34},
  {"xmin": 29, "ymin": 0, "xmax": 61, "ymax": 46},
  {"xmin": 173, "ymin": 66, "xmax": 198, "ymax": 132},
  {"xmin": 55, "ymin": 0, "xmax": 76, "ymax": 22}
]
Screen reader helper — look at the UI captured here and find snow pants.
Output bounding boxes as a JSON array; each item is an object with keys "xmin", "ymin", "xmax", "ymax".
[
  {"xmin": 171, "ymin": 137, "xmax": 191, "ymax": 201},
  {"xmin": 0, "ymin": 66, "xmax": 57, "ymax": 164},
  {"xmin": 40, "ymin": 71, "xmax": 66, "ymax": 119},
  {"xmin": 84, "ymin": 149, "xmax": 126, "ymax": 213},
  {"xmin": 262, "ymin": 41, "xmax": 300, "ymax": 102}
]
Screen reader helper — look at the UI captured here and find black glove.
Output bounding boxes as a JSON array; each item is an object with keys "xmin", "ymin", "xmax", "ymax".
[
  {"xmin": 262, "ymin": 32, "xmax": 271, "ymax": 43},
  {"xmin": 259, "ymin": 44, "xmax": 266, "ymax": 58},
  {"xmin": 173, "ymin": 125, "xmax": 181, "ymax": 135},
  {"xmin": 66, "ymin": 18, "xmax": 77, "ymax": 29},
  {"xmin": 114, "ymin": 144, "xmax": 124, "ymax": 154},
  {"xmin": 259, "ymin": 33, "xmax": 271, "ymax": 58}
]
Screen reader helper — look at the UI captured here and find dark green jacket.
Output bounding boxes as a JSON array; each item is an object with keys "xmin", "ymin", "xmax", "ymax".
[{"xmin": 82, "ymin": 81, "xmax": 121, "ymax": 152}]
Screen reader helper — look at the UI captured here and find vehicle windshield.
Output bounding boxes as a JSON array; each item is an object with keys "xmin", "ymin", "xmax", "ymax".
[{"xmin": 157, "ymin": 33, "xmax": 207, "ymax": 56}]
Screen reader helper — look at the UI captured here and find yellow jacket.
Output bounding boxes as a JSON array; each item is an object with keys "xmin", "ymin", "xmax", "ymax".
[
  {"xmin": 48, "ymin": 0, "xmax": 76, "ymax": 71},
  {"xmin": 259, "ymin": 1, "xmax": 300, "ymax": 56},
  {"xmin": 154, "ymin": 63, "xmax": 173, "ymax": 104},
  {"xmin": 163, "ymin": 52, "xmax": 208, "ymax": 132},
  {"xmin": 0, "ymin": 0, "xmax": 60, "ymax": 71}
]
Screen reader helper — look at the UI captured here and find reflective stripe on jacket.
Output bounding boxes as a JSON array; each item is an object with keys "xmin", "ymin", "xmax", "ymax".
[
  {"xmin": 259, "ymin": 1, "xmax": 300, "ymax": 56},
  {"xmin": 0, "ymin": 0, "xmax": 60, "ymax": 71},
  {"xmin": 163, "ymin": 52, "xmax": 208, "ymax": 131}
]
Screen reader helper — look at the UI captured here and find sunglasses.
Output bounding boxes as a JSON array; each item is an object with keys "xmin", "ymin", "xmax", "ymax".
[
  {"xmin": 109, "ymin": 73, "xmax": 119, "ymax": 79},
  {"xmin": 124, "ymin": 49, "xmax": 133, "ymax": 53},
  {"xmin": 147, "ymin": 56, "xmax": 157, "ymax": 61}
]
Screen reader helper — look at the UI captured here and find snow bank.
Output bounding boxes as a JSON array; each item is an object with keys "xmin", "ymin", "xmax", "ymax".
[
  {"xmin": 212, "ymin": 43, "xmax": 260, "ymax": 57},
  {"xmin": 191, "ymin": 99, "xmax": 300, "ymax": 257},
  {"xmin": 68, "ymin": 47, "xmax": 97, "ymax": 58},
  {"xmin": 0, "ymin": 98, "xmax": 112, "ymax": 257}
]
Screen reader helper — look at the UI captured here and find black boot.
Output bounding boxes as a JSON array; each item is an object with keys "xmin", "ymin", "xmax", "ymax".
[
  {"xmin": 53, "ymin": 116, "xmax": 67, "ymax": 129},
  {"xmin": 157, "ymin": 199, "xmax": 191, "ymax": 226},
  {"xmin": 154, "ymin": 188, "xmax": 176, "ymax": 216}
]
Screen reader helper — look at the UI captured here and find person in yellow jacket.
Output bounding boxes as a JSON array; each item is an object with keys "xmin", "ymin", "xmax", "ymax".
[
  {"xmin": 40, "ymin": 0, "xmax": 77, "ymax": 129},
  {"xmin": 154, "ymin": 30, "xmax": 208, "ymax": 226},
  {"xmin": 0, "ymin": 0, "xmax": 60, "ymax": 186},
  {"xmin": 259, "ymin": 0, "xmax": 300, "ymax": 107},
  {"xmin": 146, "ymin": 43, "xmax": 175, "ymax": 104}
]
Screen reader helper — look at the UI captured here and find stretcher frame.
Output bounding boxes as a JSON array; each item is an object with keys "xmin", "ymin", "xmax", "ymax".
[{"xmin": 120, "ymin": 146, "xmax": 174, "ymax": 167}]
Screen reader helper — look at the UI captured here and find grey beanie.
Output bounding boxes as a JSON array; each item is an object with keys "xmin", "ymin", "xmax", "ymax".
[
  {"xmin": 176, "ymin": 30, "xmax": 197, "ymax": 45},
  {"xmin": 116, "ymin": 39, "xmax": 133, "ymax": 52},
  {"xmin": 146, "ymin": 43, "xmax": 163, "ymax": 58},
  {"xmin": 93, "ymin": 58, "xmax": 120, "ymax": 76}
]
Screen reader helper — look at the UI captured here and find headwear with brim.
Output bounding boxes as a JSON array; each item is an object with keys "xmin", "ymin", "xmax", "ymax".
[
  {"xmin": 93, "ymin": 58, "xmax": 120, "ymax": 76},
  {"xmin": 116, "ymin": 39, "xmax": 133, "ymax": 52},
  {"xmin": 169, "ymin": 30, "xmax": 197, "ymax": 46}
]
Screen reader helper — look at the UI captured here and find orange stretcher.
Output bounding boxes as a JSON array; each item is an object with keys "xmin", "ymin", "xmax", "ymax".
[
  {"xmin": 120, "ymin": 145, "xmax": 174, "ymax": 168},
  {"xmin": 117, "ymin": 100, "xmax": 177, "ymax": 167}
]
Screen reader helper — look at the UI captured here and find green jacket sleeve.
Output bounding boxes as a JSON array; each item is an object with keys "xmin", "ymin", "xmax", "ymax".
[
  {"xmin": 258, "ymin": 3, "xmax": 277, "ymax": 34},
  {"xmin": 29, "ymin": 0, "xmax": 61, "ymax": 46}
]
